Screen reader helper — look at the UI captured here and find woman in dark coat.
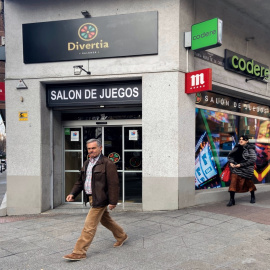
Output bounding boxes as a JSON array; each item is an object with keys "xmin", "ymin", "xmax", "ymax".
[{"xmin": 226, "ymin": 135, "xmax": 257, "ymax": 207}]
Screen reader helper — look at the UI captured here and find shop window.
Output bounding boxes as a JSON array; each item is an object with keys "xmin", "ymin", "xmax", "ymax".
[{"xmin": 195, "ymin": 92, "xmax": 270, "ymax": 190}]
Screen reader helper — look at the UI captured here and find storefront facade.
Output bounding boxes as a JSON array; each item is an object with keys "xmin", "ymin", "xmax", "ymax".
[
  {"xmin": 4, "ymin": 0, "xmax": 270, "ymax": 215},
  {"xmin": 196, "ymin": 92, "xmax": 270, "ymax": 188}
]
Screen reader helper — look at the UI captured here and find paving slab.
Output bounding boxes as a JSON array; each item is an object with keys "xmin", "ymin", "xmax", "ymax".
[{"xmin": 1, "ymin": 191, "xmax": 270, "ymax": 269}]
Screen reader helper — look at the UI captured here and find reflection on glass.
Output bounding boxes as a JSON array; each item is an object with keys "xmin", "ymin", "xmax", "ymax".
[
  {"xmin": 196, "ymin": 107, "xmax": 270, "ymax": 190},
  {"xmin": 118, "ymin": 172, "xmax": 123, "ymax": 202},
  {"xmin": 65, "ymin": 128, "xmax": 82, "ymax": 150},
  {"xmin": 196, "ymin": 108, "xmax": 238, "ymax": 189},
  {"xmin": 124, "ymin": 127, "xmax": 142, "ymax": 149},
  {"xmin": 253, "ymin": 120, "xmax": 270, "ymax": 182},
  {"xmin": 104, "ymin": 127, "xmax": 123, "ymax": 170},
  {"xmin": 124, "ymin": 152, "xmax": 142, "ymax": 170},
  {"xmin": 65, "ymin": 152, "xmax": 82, "ymax": 170},
  {"xmin": 65, "ymin": 172, "xmax": 82, "ymax": 202},
  {"xmin": 124, "ymin": 172, "xmax": 142, "ymax": 203}
]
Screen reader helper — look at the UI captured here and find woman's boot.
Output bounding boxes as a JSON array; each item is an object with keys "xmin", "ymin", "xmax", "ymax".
[
  {"xmin": 250, "ymin": 191, "xmax": 255, "ymax": 204},
  {"xmin": 227, "ymin": 191, "xmax": 235, "ymax": 207}
]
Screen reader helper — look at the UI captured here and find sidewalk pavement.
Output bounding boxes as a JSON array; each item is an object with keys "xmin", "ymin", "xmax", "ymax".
[{"xmin": 1, "ymin": 189, "xmax": 270, "ymax": 270}]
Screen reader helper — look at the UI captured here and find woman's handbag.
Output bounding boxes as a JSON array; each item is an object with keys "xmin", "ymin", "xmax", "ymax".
[{"xmin": 220, "ymin": 163, "xmax": 231, "ymax": 182}]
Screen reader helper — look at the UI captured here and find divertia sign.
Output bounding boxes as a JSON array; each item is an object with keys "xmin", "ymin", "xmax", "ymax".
[{"xmin": 23, "ymin": 12, "xmax": 158, "ymax": 63}]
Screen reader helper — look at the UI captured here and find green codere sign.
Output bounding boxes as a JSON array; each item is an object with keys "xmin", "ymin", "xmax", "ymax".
[
  {"xmin": 224, "ymin": 50, "xmax": 269, "ymax": 81},
  {"xmin": 191, "ymin": 18, "xmax": 223, "ymax": 51}
]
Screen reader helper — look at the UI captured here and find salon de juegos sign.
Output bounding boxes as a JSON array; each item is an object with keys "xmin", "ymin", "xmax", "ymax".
[
  {"xmin": 47, "ymin": 81, "xmax": 142, "ymax": 107},
  {"xmin": 22, "ymin": 11, "xmax": 158, "ymax": 63}
]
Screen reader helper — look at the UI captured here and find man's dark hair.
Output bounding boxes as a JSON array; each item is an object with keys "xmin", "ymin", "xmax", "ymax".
[{"xmin": 239, "ymin": 135, "xmax": 249, "ymax": 141}]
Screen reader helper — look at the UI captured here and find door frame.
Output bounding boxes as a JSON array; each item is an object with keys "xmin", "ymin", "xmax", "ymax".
[{"xmin": 62, "ymin": 119, "xmax": 142, "ymax": 208}]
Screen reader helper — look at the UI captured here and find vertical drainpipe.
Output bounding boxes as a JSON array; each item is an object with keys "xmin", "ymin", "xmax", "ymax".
[
  {"xmin": 50, "ymin": 109, "xmax": 54, "ymax": 209},
  {"xmin": 186, "ymin": 48, "xmax": 189, "ymax": 73}
]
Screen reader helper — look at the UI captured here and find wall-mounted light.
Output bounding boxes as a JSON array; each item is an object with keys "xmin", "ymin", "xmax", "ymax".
[
  {"xmin": 81, "ymin": 10, "xmax": 91, "ymax": 18},
  {"xmin": 73, "ymin": 65, "xmax": 91, "ymax": 75}
]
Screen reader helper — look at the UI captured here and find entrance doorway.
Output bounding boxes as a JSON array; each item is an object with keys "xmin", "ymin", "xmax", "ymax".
[{"xmin": 63, "ymin": 121, "xmax": 142, "ymax": 208}]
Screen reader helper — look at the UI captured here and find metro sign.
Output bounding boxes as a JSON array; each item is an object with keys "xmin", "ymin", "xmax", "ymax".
[{"xmin": 185, "ymin": 68, "xmax": 212, "ymax": 94}]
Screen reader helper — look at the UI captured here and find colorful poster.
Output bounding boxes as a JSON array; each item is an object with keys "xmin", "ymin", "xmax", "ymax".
[
  {"xmin": 195, "ymin": 143, "xmax": 217, "ymax": 187},
  {"xmin": 195, "ymin": 92, "xmax": 270, "ymax": 190}
]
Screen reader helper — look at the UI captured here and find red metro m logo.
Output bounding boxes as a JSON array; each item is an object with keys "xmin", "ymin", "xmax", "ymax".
[
  {"xmin": 191, "ymin": 73, "xmax": 205, "ymax": 86},
  {"xmin": 185, "ymin": 68, "xmax": 212, "ymax": 94}
]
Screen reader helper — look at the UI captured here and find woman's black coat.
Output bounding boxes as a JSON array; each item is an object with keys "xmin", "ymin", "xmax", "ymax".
[{"xmin": 227, "ymin": 143, "xmax": 256, "ymax": 179}]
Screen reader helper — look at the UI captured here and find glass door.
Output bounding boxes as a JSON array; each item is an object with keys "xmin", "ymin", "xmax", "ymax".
[
  {"xmin": 64, "ymin": 127, "xmax": 83, "ymax": 202},
  {"xmin": 64, "ymin": 124, "xmax": 142, "ymax": 206},
  {"xmin": 123, "ymin": 126, "xmax": 142, "ymax": 204},
  {"xmin": 103, "ymin": 127, "xmax": 123, "ymax": 201}
]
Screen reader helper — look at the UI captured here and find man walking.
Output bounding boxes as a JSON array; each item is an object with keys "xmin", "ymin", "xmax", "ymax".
[{"xmin": 63, "ymin": 138, "xmax": 128, "ymax": 261}]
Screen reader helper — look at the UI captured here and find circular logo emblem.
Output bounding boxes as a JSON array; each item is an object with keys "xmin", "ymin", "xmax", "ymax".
[
  {"xmin": 108, "ymin": 152, "xmax": 120, "ymax": 163},
  {"xmin": 130, "ymin": 157, "xmax": 141, "ymax": 168},
  {"xmin": 78, "ymin": 23, "xmax": 98, "ymax": 41}
]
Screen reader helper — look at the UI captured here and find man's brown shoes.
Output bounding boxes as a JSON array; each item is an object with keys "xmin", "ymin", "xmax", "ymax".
[
  {"xmin": 63, "ymin": 235, "xmax": 128, "ymax": 260},
  {"xmin": 63, "ymin": 253, "xmax": 86, "ymax": 261},
  {"xmin": 113, "ymin": 234, "xmax": 128, "ymax": 248}
]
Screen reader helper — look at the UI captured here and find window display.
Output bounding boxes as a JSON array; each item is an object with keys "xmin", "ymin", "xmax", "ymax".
[{"xmin": 195, "ymin": 92, "xmax": 270, "ymax": 190}]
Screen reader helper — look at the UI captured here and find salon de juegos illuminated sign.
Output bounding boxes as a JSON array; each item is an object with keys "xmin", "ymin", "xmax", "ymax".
[
  {"xmin": 22, "ymin": 11, "xmax": 158, "ymax": 63},
  {"xmin": 46, "ymin": 81, "xmax": 142, "ymax": 108},
  {"xmin": 224, "ymin": 50, "xmax": 269, "ymax": 81}
]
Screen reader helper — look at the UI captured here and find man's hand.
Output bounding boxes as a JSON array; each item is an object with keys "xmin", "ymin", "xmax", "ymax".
[
  {"xmin": 66, "ymin": 194, "xmax": 75, "ymax": 202},
  {"xmin": 108, "ymin": 204, "xmax": 116, "ymax": 210}
]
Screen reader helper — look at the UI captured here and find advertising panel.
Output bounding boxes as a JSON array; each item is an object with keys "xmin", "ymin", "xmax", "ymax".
[
  {"xmin": 224, "ymin": 50, "xmax": 269, "ymax": 82},
  {"xmin": 47, "ymin": 80, "xmax": 142, "ymax": 108},
  {"xmin": 196, "ymin": 92, "xmax": 269, "ymax": 118},
  {"xmin": 195, "ymin": 142, "xmax": 218, "ymax": 188},
  {"xmin": 185, "ymin": 68, "xmax": 212, "ymax": 94},
  {"xmin": 191, "ymin": 18, "xmax": 223, "ymax": 51},
  {"xmin": 195, "ymin": 92, "xmax": 270, "ymax": 190},
  {"xmin": 23, "ymin": 11, "xmax": 158, "ymax": 63}
]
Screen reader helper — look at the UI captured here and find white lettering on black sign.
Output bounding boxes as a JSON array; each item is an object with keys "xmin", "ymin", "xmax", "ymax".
[
  {"xmin": 203, "ymin": 94, "xmax": 269, "ymax": 116},
  {"xmin": 47, "ymin": 82, "xmax": 142, "ymax": 108}
]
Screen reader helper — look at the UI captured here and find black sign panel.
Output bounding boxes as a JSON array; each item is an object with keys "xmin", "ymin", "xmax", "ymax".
[
  {"xmin": 194, "ymin": 51, "xmax": 224, "ymax": 67},
  {"xmin": 47, "ymin": 81, "xmax": 142, "ymax": 108},
  {"xmin": 224, "ymin": 49, "xmax": 269, "ymax": 82},
  {"xmin": 196, "ymin": 91, "xmax": 269, "ymax": 117},
  {"xmin": 23, "ymin": 12, "xmax": 158, "ymax": 64}
]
